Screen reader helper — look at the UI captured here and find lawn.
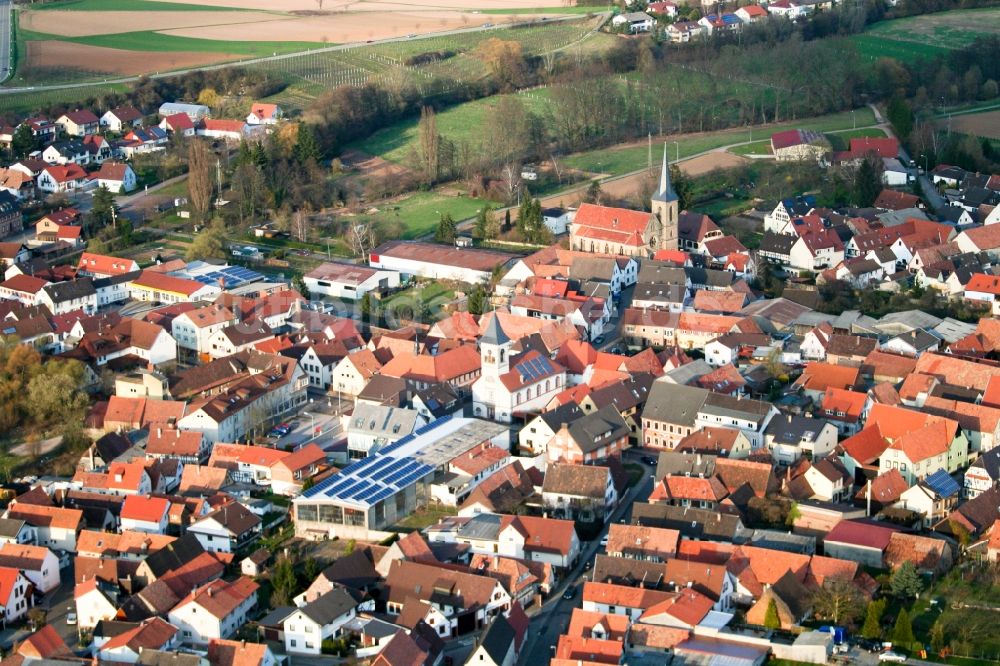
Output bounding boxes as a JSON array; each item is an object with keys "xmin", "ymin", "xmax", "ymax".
[
  {"xmin": 563, "ymin": 108, "xmax": 877, "ymax": 176},
  {"xmin": 729, "ymin": 140, "xmax": 772, "ymax": 156},
  {"xmin": 850, "ymin": 33, "xmax": 950, "ymax": 63},
  {"xmin": 18, "ymin": 27, "xmax": 320, "ymax": 54},
  {"xmin": 355, "ymin": 89, "xmax": 553, "ymax": 165},
  {"xmin": 395, "ymin": 504, "xmax": 457, "ymax": 531},
  {"xmin": 0, "ymin": 82, "xmax": 127, "ymax": 115},
  {"xmin": 363, "ymin": 191, "xmax": 492, "ymax": 239}
]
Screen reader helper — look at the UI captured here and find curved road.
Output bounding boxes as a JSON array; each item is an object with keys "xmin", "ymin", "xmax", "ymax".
[{"xmin": 0, "ymin": 12, "xmax": 603, "ymax": 95}]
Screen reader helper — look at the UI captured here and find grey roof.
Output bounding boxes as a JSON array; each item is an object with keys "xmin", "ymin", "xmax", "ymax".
[
  {"xmin": 764, "ymin": 414, "xmax": 832, "ymax": 445},
  {"xmin": 878, "ymin": 207, "xmax": 928, "ymax": 227},
  {"xmin": 478, "ymin": 615, "xmax": 516, "ymax": 663},
  {"xmin": 42, "ymin": 278, "xmax": 95, "ymax": 302},
  {"xmin": 876, "ymin": 309, "xmax": 942, "ymax": 333},
  {"xmin": 0, "ymin": 518, "xmax": 25, "ymax": 539},
  {"xmin": 258, "ymin": 605, "xmax": 296, "ymax": 627},
  {"xmin": 349, "ymin": 403, "xmax": 422, "ymax": 438},
  {"xmin": 970, "ymin": 447, "xmax": 1000, "ymax": 481},
  {"xmin": 759, "ymin": 231, "xmax": 797, "ymax": 255},
  {"xmin": 686, "ymin": 267, "xmax": 737, "ymax": 289},
  {"xmin": 738, "ymin": 297, "xmax": 811, "ymax": 329},
  {"xmin": 457, "ymin": 512, "xmax": 504, "ymax": 541},
  {"xmin": 700, "ymin": 392, "xmax": 772, "ymax": 425},
  {"xmin": 655, "ymin": 451, "xmax": 717, "ymax": 481},
  {"xmin": 298, "ymin": 586, "xmax": 358, "ymax": 626},
  {"xmin": 888, "ymin": 328, "xmax": 940, "ymax": 351},
  {"xmin": 642, "ymin": 382, "xmax": 709, "ymax": 427},
  {"xmin": 749, "ymin": 529, "xmax": 816, "ymax": 555},
  {"xmin": 631, "ymin": 503, "xmax": 744, "ymax": 541},
  {"xmin": 663, "ymin": 359, "xmax": 713, "ymax": 386},
  {"xmin": 137, "ymin": 652, "xmax": 204, "ymax": 666},
  {"xmin": 566, "ymin": 405, "xmax": 630, "ymax": 455},
  {"xmin": 93, "ymin": 270, "xmax": 142, "ymax": 289},
  {"xmin": 537, "ymin": 401, "xmax": 584, "ymax": 431},
  {"xmin": 633, "ymin": 283, "xmax": 686, "ymax": 304},
  {"xmin": 357, "ymin": 375, "xmax": 408, "ymax": 405},
  {"xmin": 638, "ymin": 261, "xmax": 687, "ymax": 286},
  {"xmin": 480, "ymin": 314, "xmax": 510, "ymax": 346},
  {"xmin": 569, "ymin": 256, "xmax": 616, "ymax": 282}
]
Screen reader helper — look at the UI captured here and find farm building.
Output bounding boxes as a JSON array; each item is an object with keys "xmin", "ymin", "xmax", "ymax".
[
  {"xmin": 770, "ymin": 129, "xmax": 831, "ymax": 163},
  {"xmin": 369, "ymin": 241, "xmax": 517, "ymax": 284},
  {"xmin": 303, "ymin": 262, "xmax": 400, "ymax": 300},
  {"xmin": 158, "ymin": 102, "xmax": 210, "ymax": 122}
]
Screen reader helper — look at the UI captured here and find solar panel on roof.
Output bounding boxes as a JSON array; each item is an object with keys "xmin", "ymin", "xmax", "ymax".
[
  {"xmin": 359, "ymin": 455, "xmax": 395, "ymax": 478},
  {"xmin": 347, "ymin": 480, "xmax": 375, "ymax": 499},
  {"xmin": 925, "ymin": 469, "xmax": 960, "ymax": 498},
  {"xmin": 368, "ymin": 487, "xmax": 395, "ymax": 504}
]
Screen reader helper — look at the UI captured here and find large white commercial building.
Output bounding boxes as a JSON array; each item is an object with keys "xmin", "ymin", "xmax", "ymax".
[{"xmin": 369, "ymin": 241, "xmax": 517, "ymax": 284}]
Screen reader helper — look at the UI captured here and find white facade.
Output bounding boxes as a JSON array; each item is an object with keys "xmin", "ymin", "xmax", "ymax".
[
  {"xmin": 168, "ymin": 586, "xmax": 257, "ymax": 645},
  {"xmin": 75, "ymin": 584, "xmax": 117, "ymax": 629},
  {"xmin": 0, "ymin": 569, "xmax": 31, "ymax": 624},
  {"xmin": 282, "ymin": 605, "xmax": 357, "ymax": 655},
  {"xmin": 303, "ymin": 265, "xmax": 400, "ymax": 301}
]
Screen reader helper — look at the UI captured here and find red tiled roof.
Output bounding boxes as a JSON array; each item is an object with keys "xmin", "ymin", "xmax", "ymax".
[
  {"xmin": 77, "ymin": 252, "xmax": 138, "ymax": 276},
  {"xmin": 121, "ymin": 495, "xmax": 169, "ymax": 524},
  {"xmin": 825, "ymin": 520, "xmax": 899, "ymax": 550},
  {"xmin": 0, "ymin": 274, "xmax": 48, "ymax": 294}
]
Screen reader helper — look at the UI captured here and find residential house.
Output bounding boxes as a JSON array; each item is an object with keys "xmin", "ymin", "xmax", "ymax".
[
  {"xmin": 167, "ymin": 578, "xmax": 259, "ymax": 645},
  {"xmin": 282, "ymin": 587, "xmax": 358, "ymax": 655},
  {"xmin": 542, "ymin": 462, "xmax": 620, "ymax": 522},
  {"xmin": 187, "ymin": 501, "xmax": 262, "ymax": 554},
  {"xmin": 100, "ymin": 106, "xmax": 145, "ymax": 132},
  {"xmin": 56, "ymin": 110, "xmax": 100, "ymax": 137}
]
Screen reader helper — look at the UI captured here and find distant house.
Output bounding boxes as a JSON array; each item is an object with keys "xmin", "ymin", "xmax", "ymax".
[
  {"xmin": 94, "ymin": 162, "xmax": 137, "ymax": 194},
  {"xmin": 246, "ymin": 103, "xmax": 283, "ymax": 126},
  {"xmin": 100, "ymin": 106, "xmax": 144, "ymax": 133},
  {"xmin": 667, "ymin": 20, "xmax": 704, "ymax": 42},
  {"xmin": 56, "ymin": 110, "xmax": 100, "ymax": 137},
  {"xmin": 159, "ymin": 113, "xmax": 196, "ymax": 137},
  {"xmin": 168, "ymin": 578, "xmax": 259, "ymax": 645},
  {"xmin": 611, "ymin": 11, "xmax": 655, "ymax": 33},
  {"xmin": 37, "ymin": 164, "xmax": 89, "ymax": 194},
  {"xmin": 303, "ymin": 262, "xmax": 399, "ymax": 300}
]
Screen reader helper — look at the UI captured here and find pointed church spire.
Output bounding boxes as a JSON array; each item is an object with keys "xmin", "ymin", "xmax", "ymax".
[{"xmin": 653, "ymin": 142, "xmax": 678, "ymax": 203}]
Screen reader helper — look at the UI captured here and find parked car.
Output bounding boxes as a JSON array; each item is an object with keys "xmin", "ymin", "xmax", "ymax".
[
  {"xmin": 599, "ymin": 535, "xmax": 609, "ymax": 547},
  {"xmin": 878, "ymin": 652, "xmax": 907, "ymax": 663},
  {"xmin": 562, "ymin": 586, "xmax": 576, "ymax": 600}
]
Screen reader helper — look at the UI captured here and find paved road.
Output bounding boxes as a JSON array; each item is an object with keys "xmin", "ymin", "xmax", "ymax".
[
  {"xmin": 0, "ymin": 0, "xmax": 10, "ymax": 84},
  {"xmin": 0, "ymin": 13, "xmax": 599, "ymax": 94},
  {"xmin": 518, "ymin": 450, "xmax": 656, "ymax": 665}
]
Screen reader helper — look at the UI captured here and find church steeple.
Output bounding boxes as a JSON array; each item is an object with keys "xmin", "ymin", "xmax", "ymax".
[
  {"xmin": 650, "ymin": 143, "xmax": 679, "ymax": 253},
  {"xmin": 653, "ymin": 143, "xmax": 678, "ymax": 204}
]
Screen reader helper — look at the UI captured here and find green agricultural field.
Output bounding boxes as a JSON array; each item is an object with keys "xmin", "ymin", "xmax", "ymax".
[
  {"xmin": 480, "ymin": 6, "xmax": 599, "ymax": 14},
  {"xmin": 360, "ymin": 192, "xmax": 491, "ymax": 239},
  {"xmin": 0, "ymin": 82, "xmax": 127, "ymax": 115},
  {"xmin": 563, "ymin": 108, "xmax": 877, "ymax": 176},
  {"xmin": 852, "ymin": 7, "xmax": 1000, "ymax": 62},
  {"xmin": 18, "ymin": 27, "xmax": 318, "ymax": 55},
  {"xmin": 356, "ymin": 89, "xmax": 553, "ymax": 164}
]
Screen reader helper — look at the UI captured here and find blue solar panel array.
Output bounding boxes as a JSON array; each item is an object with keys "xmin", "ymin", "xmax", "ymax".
[
  {"xmin": 191, "ymin": 266, "xmax": 264, "ymax": 289},
  {"xmin": 301, "ymin": 453, "xmax": 434, "ymax": 506},
  {"xmin": 924, "ymin": 469, "xmax": 961, "ymax": 498},
  {"xmin": 518, "ymin": 355, "xmax": 554, "ymax": 382}
]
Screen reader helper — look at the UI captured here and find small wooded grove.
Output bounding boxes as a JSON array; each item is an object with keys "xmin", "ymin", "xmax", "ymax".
[{"xmin": 0, "ymin": 341, "xmax": 90, "ymax": 450}]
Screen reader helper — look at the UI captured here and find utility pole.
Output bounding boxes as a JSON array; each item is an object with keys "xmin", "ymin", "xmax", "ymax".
[{"xmin": 647, "ymin": 132, "xmax": 652, "ymax": 176}]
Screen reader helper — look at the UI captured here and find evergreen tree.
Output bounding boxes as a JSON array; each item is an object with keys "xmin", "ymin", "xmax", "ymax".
[
  {"xmin": 294, "ymin": 123, "xmax": 321, "ymax": 164},
  {"xmin": 252, "ymin": 141, "xmax": 268, "ymax": 168},
  {"xmin": 861, "ymin": 599, "xmax": 886, "ymax": 640},
  {"xmin": 361, "ymin": 293, "xmax": 372, "ymax": 323},
  {"xmin": 763, "ymin": 598, "xmax": 782, "ymax": 630},
  {"xmin": 10, "ymin": 125, "xmax": 36, "ymax": 159},
  {"xmin": 467, "ymin": 284, "xmax": 487, "ymax": 316},
  {"xmin": 887, "ymin": 96, "xmax": 914, "ymax": 140},
  {"xmin": 435, "ymin": 213, "xmax": 456, "ymax": 243},
  {"xmin": 236, "ymin": 139, "xmax": 252, "ymax": 166},
  {"xmin": 854, "ymin": 156, "xmax": 883, "ymax": 207},
  {"xmin": 671, "ymin": 164, "xmax": 693, "ymax": 211},
  {"xmin": 503, "ymin": 209, "xmax": 512, "ymax": 233},
  {"xmin": 891, "ymin": 608, "xmax": 915, "ymax": 648},
  {"xmin": 583, "ymin": 180, "xmax": 602, "ymax": 205},
  {"xmin": 890, "ymin": 561, "xmax": 924, "ymax": 599},
  {"xmin": 86, "ymin": 186, "xmax": 119, "ymax": 237}
]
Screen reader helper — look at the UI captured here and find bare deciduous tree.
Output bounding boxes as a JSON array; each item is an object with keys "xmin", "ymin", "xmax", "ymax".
[
  {"xmin": 347, "ymin": 221, "xmax": 375, "ymax": 258},
  {"xmin": 292, "ymin": 209, "xmax": 311, "ymax": 243}
]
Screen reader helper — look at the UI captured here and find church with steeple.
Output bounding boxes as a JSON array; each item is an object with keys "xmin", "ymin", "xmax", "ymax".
[
  {"xmin": 569, "ymin": 144, "xmax": 679, "ymax": 257},
  {"xmin": 472, "ymin": 313, "xmax": 567, "ymax": 423},
  {"xmin": 650, "ymin": 143, "xmax": 679, "ymax": 252}
]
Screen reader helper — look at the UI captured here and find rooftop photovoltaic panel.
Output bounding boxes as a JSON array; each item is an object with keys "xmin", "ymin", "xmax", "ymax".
[{"xmin": 925, "ymin": 469, "xmax": 960, "ymax": 498}]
